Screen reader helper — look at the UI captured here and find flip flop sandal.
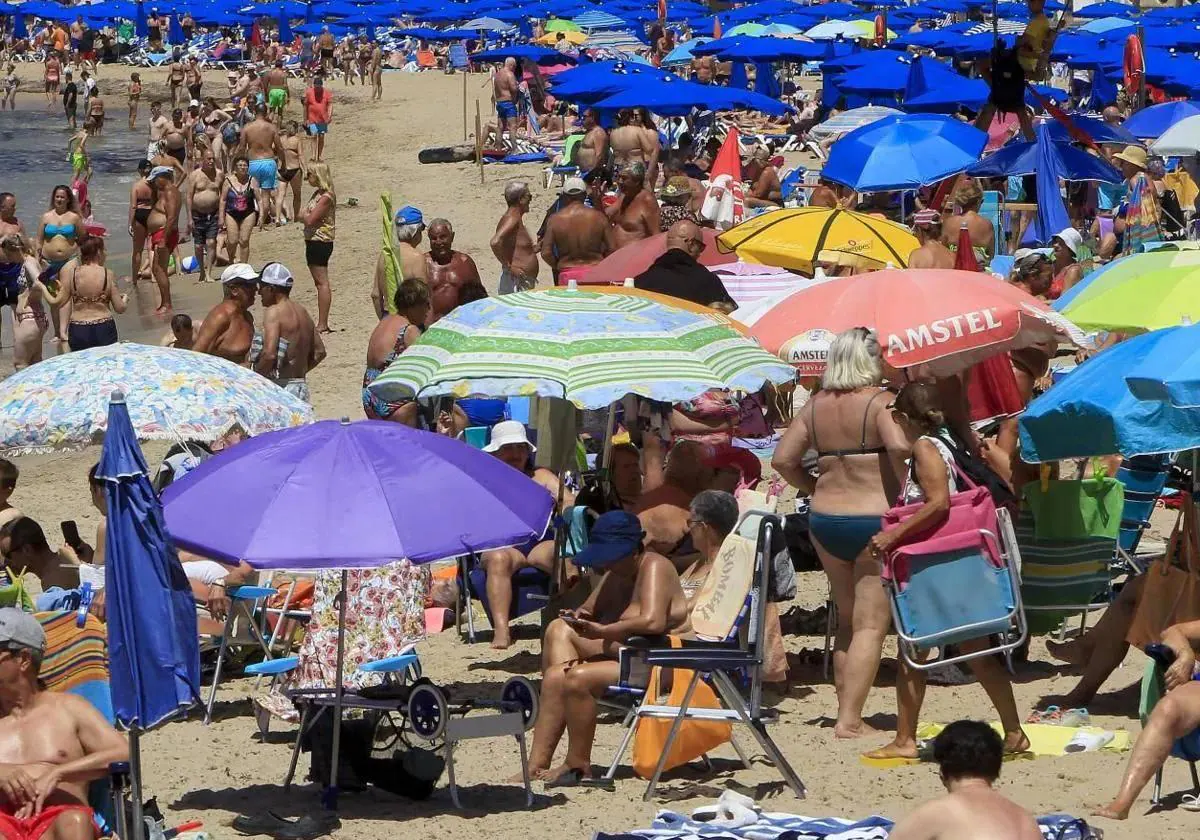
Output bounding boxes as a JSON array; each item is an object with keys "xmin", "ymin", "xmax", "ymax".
[
  {"xmin": 1026, "ymin": 705, "xmax": 1063, "ymax": 724},
  {"xmin": 1182, "ymin": 794, "xmax": 1200, "ymax": 812},
  {"xmin": 542, "ymin": 768, "xmax": 614, "ymax": 790}
]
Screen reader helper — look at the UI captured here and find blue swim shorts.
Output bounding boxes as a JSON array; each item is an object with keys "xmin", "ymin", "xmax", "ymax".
[
  {"xmin": 496, "ymin": 100, "xmax": 518, "ymax": 120},
  {"xmin": 247, "ymin": 157, "xmax": 278, "ymax": 190},
  {"xmin": 307, "ymin": 122, "xmax": 327, "ymax": 135}
]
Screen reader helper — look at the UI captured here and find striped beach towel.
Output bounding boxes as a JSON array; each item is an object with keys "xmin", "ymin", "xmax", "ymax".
[
  {"xmin": 1015, "ymin": 516, "xmax": 1114, "ymax": 634},
  {"xmin": 1124, "ymin": 172, "xmax": 1162, "ymax": 256},
  {"xmin": 37, "ymin": 611, "xmax": 113, "ymax": 721}
]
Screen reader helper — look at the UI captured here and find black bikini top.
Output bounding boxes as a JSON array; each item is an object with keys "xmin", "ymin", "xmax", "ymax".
[{"xmin": 811, "ymin": 389, "xmax": 889, "ymax": 458}]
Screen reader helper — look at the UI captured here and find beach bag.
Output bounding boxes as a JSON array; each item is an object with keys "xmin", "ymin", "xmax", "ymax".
[
  {"xmin": 1021, "ymin": 467, "xmax": 1125, "ymax": 541},
  {"xmin": 934, "ymin": 430, "xmax": 1017, "ymax": 510},
  {"xmin": 0, "ymin": 568, "xmax": 34, "ymax": 611},
  {"xmin": 1127, "ymin": 503, "xmax": 1200, "ymax": 648},
  {"xmin": 631, "ymin": 638, "xmax": 732, "ymax": 779},
  {"xmin": 883, "ymin": 460, "xmax": 998, "ymax": 555}
]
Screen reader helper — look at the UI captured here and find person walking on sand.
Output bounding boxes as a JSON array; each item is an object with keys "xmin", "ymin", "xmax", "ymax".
[
  {"xmin": 264, "ymin": 60, "xmax": 289, "ymax": 122},
  {"xmin": 303, "ymin": 161, "xmax": 336, "ymax": 333},
  {"xmin": 145, "ymin": 165, "xmax": 180, "ymax": 316},
  {"xmin": 184, "ymin": 150, "xmax": 222, "ymax": 283},
  {"xmin": 372, "ymin": 205, "xmax": 429, "ymax": 319},
  {"xmin": 370, "ymin": 40, "xmax": 383, "ymax": 101},
  {"xmin": 251, "ymin": 262, "xmax": 326, "ymax": 403},
  {"xmin": 239, "ymin": 104, "xmax": 285, "ymax": 226},
  {"xmin": 219, "ymin": 156, "xmax": 263, "ymax": 263},
  {"xmin": 491, "ymin": 181, "xmax": 538, "ymax": 294},
  {"xmin": 303, "ymin": 74, "xmax": 332, "ymax": 162},
  {"xmin": 316, "ymin": 26, "xmax": 335, "ymax": 75},
  {"xmin": 539, "ymin": 177, "xmax": 612, "ymax": 286}
]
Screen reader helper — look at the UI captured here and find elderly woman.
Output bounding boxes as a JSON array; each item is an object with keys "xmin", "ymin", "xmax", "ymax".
[
  {"xmin": 772, "ymin": 328, "xmax": 908, "ymax": 738},
  {"xmin": 1048, "ymin": 227, "xmax": 1083, "ymax": 300},
  {"xmin": 362, "ymin": 278, "xmax": 429, "ymax": 424}
]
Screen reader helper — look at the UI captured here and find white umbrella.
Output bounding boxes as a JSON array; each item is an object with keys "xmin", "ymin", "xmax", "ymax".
[
  {"xmin": 808, "ymin": 105, "xmax": 902, "ymax": 142},
  {"xmin": 1151, "ymin": 114, "xmax": 1200, "ymax": 157}
]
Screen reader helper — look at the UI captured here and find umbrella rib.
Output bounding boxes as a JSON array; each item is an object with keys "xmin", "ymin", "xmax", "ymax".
[
  {"xmin": 857, "ymin": 215, "xmax": 910, "ymax": 266},
  {"xmin": 812, "ymin": 208, "xmax": 843, "ymax": 256},
  {"xmin": 720, "ymin": 208, "xmax": 807, "ymax": 250}
]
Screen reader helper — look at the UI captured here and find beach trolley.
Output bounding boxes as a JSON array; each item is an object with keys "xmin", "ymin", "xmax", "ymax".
[
  {"xmin": 276, "ymin": 651, "xmax": 540, "ymax": 808},
  {"xmin": 883, "ymin": 506, "xmax": 1028, "ymax": 670}
]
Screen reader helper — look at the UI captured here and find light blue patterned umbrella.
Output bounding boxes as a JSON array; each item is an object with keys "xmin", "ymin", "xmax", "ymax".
[{"xmin": 0, "ymin": 343, "xmax": 312, "ymax": 455}]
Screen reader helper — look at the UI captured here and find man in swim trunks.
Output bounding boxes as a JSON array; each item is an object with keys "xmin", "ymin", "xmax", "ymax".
[
  {"xmin": 0, "ymin": 608, "xmax": 129, "ymax": 840},
  {"xmin": 493, "ymin": 57, "xmax": 519, "ymax": 136},
  {"xmin": 538, "ymin": 177, "xmax": 612, "ymax": 285},
  {"xmin": 264, "ymin": 60, "xmax": 289, "ymax": 122},
  {"xmin": 193, "ymin": 263, "xmax": 258, "ymax": 363},
  {"xmin": 145, "ymin": 165, "xmax": 180, "ymax": 315},
  {"xmin": 316, "ymin": 27, "xmax": 336, "ymax": 75},
  {"xmin": 69, "ymin": 16, "xmax": 86, "ymax": 62},
  {"xmin": 606, "ymin": 163, "xmax": 660, "ymax": 250},
  {"xmin": 239, "ymin": 104, "xmax": 285, "ymax": 226},
  {"xmin": 184, "ymin": 150, "xmax": 222, "ymax": 283},
  {"xmin": 302, "ymin": 75, "xmax": 332, "ymax": 162},
  {"xmin": 490, "ymin": 180, "xmax": 538, "ymax": 294},
  {"xmin": 425, "ymin": 218, "xmax": 486, "ymax": 324},
  {"xmin": 146, "ymin": 100, "xmax": 169, "ymax": 162},
  {"xmin": 252, "ymin": 263, "xmax": 326, "ymax": 403}
]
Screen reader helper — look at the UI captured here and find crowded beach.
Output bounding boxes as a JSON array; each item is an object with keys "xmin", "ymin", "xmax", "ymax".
[{"xmin": 0, "ymin": 1, "xmax": 1199, "ymax": 839}]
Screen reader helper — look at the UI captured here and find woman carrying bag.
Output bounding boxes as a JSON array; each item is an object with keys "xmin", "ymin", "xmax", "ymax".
[{"xmin": 863, "ymin": 382, "xmax": 1030, "ymax": 761}]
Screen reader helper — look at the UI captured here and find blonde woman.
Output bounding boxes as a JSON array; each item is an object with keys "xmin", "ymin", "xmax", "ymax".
[{"xmin": 303, "ymin": 161, "xmax": 335, "ymax": 333}]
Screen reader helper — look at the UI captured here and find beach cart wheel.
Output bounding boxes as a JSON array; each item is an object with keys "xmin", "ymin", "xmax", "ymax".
[
  {"xmin": 501, "ymin": 676, "xmax": 539, "ymax": 731},
  {"xmin": 407, "ymin": 683, "xmax": 447, "ymax": 741}
]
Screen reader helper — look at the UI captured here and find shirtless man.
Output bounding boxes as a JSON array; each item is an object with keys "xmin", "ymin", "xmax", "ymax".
[
  {"xmin": 907, "ymin": 209, "xmax": 955, "ymax": 269},
  {"xmin": 527, "ymin": 511, "xmax": 690, "ymax": 783},
  {"xmin": 161, "ymin": 108, "xmax": 188, "ymax": 170},
  {"xmin": 316, "ymin": 27, "xmax": 336, "ymax": 75},
  {"xmin": 539, "ymin": 177, "xmax": 612, "ymax": 285},
  {"xmin": 888, "ymin": 720, "xmax": 1041, "ymax": 840},
  {"xmin": 574, "ymin": 108, "xmax": 609, "ymax": 181},
  {"xmin": 493, "ymin": 57, "xmax": 519, "ymax": 136},
  {"xmin": 146, "ymin": 100, "xmax": 170, "ymax": 161},
  {"xmin": 239, "ymin": 105, "xmax": 285, "ymax": 226},
  {"xmin": 184, "ymin": 151, "xmax": 222, "ymax": 282},
  {"xmin": 369, "ymin": 41, "xmax": 383, "ymax": 101},
  {"xmin": 192, "ymin": 263, "xmax": 258, "ymax": 363},
  {"xmin": 0, "ymin": 194, "xmax": 24, "ymax": 241},
  {"xmin": 69, "ymin": 17, "xmax": 86, "ymax": 64},
  {"xmin": 425, "ymin": 218, "xmax": 486, "ymax": 323},
  {"xmin": 491, "ymin": 181, "xmax": 538, "ymax": 294},
  {"xmin": 126, "ymin": 160, "xmax": 153, "ymax": 283},
  {"xmin": 0, "ymin": 608, "xmax": 129, "ymax": 840},
  {"xmin": 145, "ymin": 166, "xmax": 180, "ymax": 315},
  {"xmin": 229, "ymin": 69, "xmax": 252, "ymax": 110},
  {"xmin": 372, "ymin": 205, "xmax": 429, "ymax": 319},
  {"xmin": 743, "ymin": 147, "xmax": 782, "ymax": 208},
  {"xmin": 609, "ymin": 109, "xmax": 658, "ymax": 185},
  {"xmin": 167, "ymin": 50, "xmax": 185, "ymax": 107},
  {"xmin": 184, "ymin": 57, "xmax": 202, "ymax": 104},
  {"xmin": 264, "ymin": 61, "xmax": 288, "ymax": 123},
  {"xmin": 252, "ymin": 263, "xmax": 326, "ymax": 403},
  {"xmin": 692, "ymin": 53, "xmax": 715, "ymax": 84},
  {"xmin": 636, "ymin": 438, "xmax": 713, "ymax": 568},
  {"xmin": 606, "ymin": 163, "xmax": 660, "ymax": 250}
]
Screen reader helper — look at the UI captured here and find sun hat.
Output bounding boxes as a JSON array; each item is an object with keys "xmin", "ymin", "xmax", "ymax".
[
  {"xmin": 394, "ymin": 205, "xmax": 424, "ymax": 226},
  {"xmin": 660, "ymin": 175, "xmax": 692, "ymax": 201},
  {"xmin": 561, "ymin": 176, "xmax": 587, "ymax": 196},
  {"xmin": 147, "ymin": 165, "xmax": 174, "ymax": 181},
  {"xmin": 1052, "ymin": 227, "xmax": 1082, "ymax": 257},
  {"xmin": 571, "ymin": 511, "xmax": 644, "ymax": 569},
  {"xmin": 259, "ymin": 262, "xmax": 294, "ymax": 288},
  {"xmin": 483, "ymin": 420, "xmax": 536, "ymax": 454},
  {"xmin": 1112, "ymin": 144, "xmax": 1148, "ymax": 170},
  {"xmin": 220, "ymin": 263, "xmax": 260, "ymax": 285},
  {"xmin": 0, "ymin": 608, "xmax": 46, "ymax": 655},
  {"xmin": 1013, "ymin": 247, "xmax": 1051, "ymax": 262}
]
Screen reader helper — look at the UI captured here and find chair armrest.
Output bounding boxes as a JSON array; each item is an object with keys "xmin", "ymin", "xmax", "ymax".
[
  {"xmin": 358, "ymin": 653, "xmax": 420, "ymax": 674},
  {"xmin": 244, "ymin": 656, "xmax": 299, "ymax": 676},
  {"xmin": 229, "ymin": 585, "xmax": 277, "ymax": 600},
  {"xmin": 645, "ymin": 648, "xmax": 755, "ymax": 669}
]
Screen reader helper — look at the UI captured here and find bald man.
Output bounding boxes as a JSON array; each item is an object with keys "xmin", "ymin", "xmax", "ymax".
[
  {"xmin": 633, "ymin": 220, "xmax": 734, "ymax": 308},
  {"xmin": 494, "ymin": 57, "xmax": 519, "ymax": 135}
]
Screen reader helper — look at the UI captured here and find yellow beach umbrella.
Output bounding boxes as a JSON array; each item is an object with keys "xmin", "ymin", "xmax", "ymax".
[
  {"xmin": 535, "ymin": 30, "xmax": 587, "ymax": 45},
  {"xmin": 716, "ymin": 207, "xmax": 919, "ymax": 273}
]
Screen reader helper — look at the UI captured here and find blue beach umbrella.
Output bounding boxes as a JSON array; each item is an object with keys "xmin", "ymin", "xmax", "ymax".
[
  {"xmin": 1126, "ymin": 323, "xmax": 1200, "ymax": 408},
  {"xmin": 593, "ymin": 77, "xmax": 789, "ymax": 116},
  {"xmin": 823, "ymin": 113, "xmax": 987, "ymax": 192},
  {"xmin": 1019, "ymin": 327, "xmax": 1200, "ymax": 462},
  {"xmin": 98, "ymin": 392, "xmax": 199, "ymax": 838},
  {"xmin": 1074, "ymin": 0, "xmax": 1138, "ymax": 18},
  {"xmin": 135, "ymin": 0, "xmax": 147, "ymax": 36},
  {"xmin": 968, "ymin": 134, "xmax": 1122, "ymax": 182},
  {"xmin": 1079, "ymin": 16, "xmax": 1135, "ymax": 35},
  {"xmin": 1123, "ymin": 100, "xmax": 1200, "ymax": 140},
  {"xmin": 1043, "ymin": 113, "xmax": 1138, "ymax": 146},
  {"xmin": 1022, "ymin": 122, "xmax": 1073, "ymax": 246}
]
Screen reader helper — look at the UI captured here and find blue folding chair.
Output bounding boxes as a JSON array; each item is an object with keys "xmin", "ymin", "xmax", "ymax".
[
  {"xmin": 204, "ymin": 584, "xmax": 281, "ymax": 723},
  {"xmin": 1142, "ymin": 644, "xmax": 1200, "ymax": 806},
  {"xmin": 981, "ymin": 190, "xmax": 1004, "ymax": 257},
  {"xmin": 1116, "ymin": 453, "xmax": 1177, "ymax": 569}
]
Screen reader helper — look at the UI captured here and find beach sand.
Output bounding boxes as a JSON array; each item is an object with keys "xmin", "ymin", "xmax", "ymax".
[{"xmin": 1, "ymin": 66, "xmax": 1189, "ymax": 838}]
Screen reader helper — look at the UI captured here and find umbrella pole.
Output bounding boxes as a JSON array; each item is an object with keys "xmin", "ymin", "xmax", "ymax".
[
  {"xmin": 129, "ymin": 729, "xmax": 145, "ymax": 840},
  {"xmin": 600, "ymin": 402, "xmax": 617, "ymax": 472},
  {"xmin": 326, "ymin": 568, "xmax": 348, "ymax": 811}
]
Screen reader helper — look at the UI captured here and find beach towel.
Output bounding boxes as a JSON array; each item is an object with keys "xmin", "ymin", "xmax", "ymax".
[
  {"xmin": 859, "ymin": 721, "xmax": 1130, "ymax": 768},
  {"xmin": 379, "ymin": 193, "xmax": 402, "ymax": 316},
  {"xmin": 38, "ymin": 611, "xmax": 112, "ymax": 719},
  {"xmin": 1123, "ymin": 172, "xmax": 1161, "ymax": 255},
  {"xmin": 482, "ymin": 151, "xmax": 552, "ymax": 164}
]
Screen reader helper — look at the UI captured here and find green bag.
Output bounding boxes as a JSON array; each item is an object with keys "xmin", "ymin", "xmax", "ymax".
[
  {"xmin": 0, "ymin": 568, "xmax": 34, "ymax": 611},
  {"xmin": 1021, "ymin": 472, "xmax": 1125, "ymax": 541}
]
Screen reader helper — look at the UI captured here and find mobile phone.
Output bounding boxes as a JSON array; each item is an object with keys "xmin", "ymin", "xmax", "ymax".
[{"xmin": 60, "ymin": 520, "xmax": 82, "ymax": 549}]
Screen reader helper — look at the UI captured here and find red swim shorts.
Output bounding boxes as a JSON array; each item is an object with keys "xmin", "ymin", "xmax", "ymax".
[
  {"xmin": 0, "ymin": 804, "xmax": 96, "ymax": 840},
  {"xmin": 150, "ymin": 228, "xmax": 179, "ymax": 251}
]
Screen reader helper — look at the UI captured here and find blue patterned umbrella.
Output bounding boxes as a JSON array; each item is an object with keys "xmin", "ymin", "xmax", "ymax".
[{"xmin": 0, "ymin": 343, "xmax": 311, "ymax": 455}]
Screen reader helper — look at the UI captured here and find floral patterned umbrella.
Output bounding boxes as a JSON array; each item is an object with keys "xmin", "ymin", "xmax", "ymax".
[{"xmin": 0, "ymin": 343, "xmax": 312, "ymax": 455}]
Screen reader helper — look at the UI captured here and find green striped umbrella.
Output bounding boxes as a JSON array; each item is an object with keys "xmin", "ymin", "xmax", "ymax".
[{"xmin": 368, "ymin": 288, "xmax": 796, "ymax": 409}]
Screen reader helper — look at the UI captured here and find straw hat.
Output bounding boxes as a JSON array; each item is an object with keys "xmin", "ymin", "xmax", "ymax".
[
  {"xmin": 1112, "ymin": 144, "xmax": 1148, "ymax": 170},
  {"xmin": 660, "ymin": 176, "xmax": 692, "ymax": 202}
]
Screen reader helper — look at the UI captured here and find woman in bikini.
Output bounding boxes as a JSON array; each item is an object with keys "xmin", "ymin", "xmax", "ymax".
[
  {"xmin": 58, "ymin": 235, "xmax": 127, "ymax": 352},
  {"xmin": 36, "ymin": 185, "xmax": 83, "ymax": 344},
  {"xmin": 219, "ymin": 156, "xmax": 262, "ymax": 263},
  {"xmin": 2, "ymin": 235, "xmax": 61, "ymax": 370},
  {"xmin": 128, "ymin": 72, "xmax": 141, "ymax": 129},
  {"xmin": 44, "ymin": 53, "xmax": 61, "ymax": 105},
  {"xmin": 278, "ymin": 122, "xmax": 305, "ymax": 225},
  {"xmin": 3, "ymin": 63, "xmax": 17, "ymax": 111},
  {"xmin": 86, "ymin": 88, "xmax": 104, "ymax": 136},
  {"xmin": 772, "ymin": 327, "xmax": 909, "ymax": 739},
  {"xmin": 362, "ymin": 277, "xmax": 430, "ymax": 424}
]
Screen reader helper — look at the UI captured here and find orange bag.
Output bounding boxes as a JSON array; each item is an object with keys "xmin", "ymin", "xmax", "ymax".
[
  {"xmin": 1127, "ymin": 503, "xmax": 1200, "ymax": 649},
  {"xmin": 631, "ymin": 638, "xmax": 732, "ymax": 779}
]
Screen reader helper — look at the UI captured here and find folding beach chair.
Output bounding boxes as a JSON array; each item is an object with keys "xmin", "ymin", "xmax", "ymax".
[
  {"xmin": 1115, "ymin": 453, "xmax": 1176, "ymax": 570},
  {"xmin": 1016, "ymin": 511, "xmax": 1118, "ymax": 636},
  {"xmin": 885, "ymin": 507, "xmax": 1028, "ymax": 670},
  {"xmin": 980, "ymin": 190, "xmax": 1004, "ymax": 257},
  {"xmin": 603, "ymin": 511, "xmax": 807, "ymax": 800},
  {"xmin": 543, "ymin": 133, "xmax": 584, "ymax": 188},
  {"xmin": 1141, "ymin": 643, "xmax": 1200, "ymax": 805},
  {"xmin": 204, "ymin": 584, "xmax": 281, "ymax": 723}
]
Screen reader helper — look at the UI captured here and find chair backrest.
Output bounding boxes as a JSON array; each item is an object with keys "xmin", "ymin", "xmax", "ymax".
[
  {"xmin": 1116, "ymin": 453, "xmax": 1174, "ymax": 553},
  {"xmin": 37, "ymin": 611, "xmax": 113, "ymax": 720},
  {"xmin": 980, "ymin": 190, "xmax": 1003, "ymax": 257},
  {"xmin": 1140, "ymin": 656, "xmax": 1200, "ymax": 761},
  {"xmin": 689, "ymin": 530, "xmax": 756, "ymax": 642}
]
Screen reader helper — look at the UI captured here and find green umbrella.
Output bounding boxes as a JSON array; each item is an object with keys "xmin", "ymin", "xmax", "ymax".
[
  {"xmin": 1056, "ymin": 250, "xmax": 1200, "ymax": 332},
  {"xmin": 545, "ymin": 19, "xmax": 582, "ymax": 32}
]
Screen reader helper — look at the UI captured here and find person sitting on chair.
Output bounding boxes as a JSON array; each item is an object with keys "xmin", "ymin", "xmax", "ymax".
[
  {"xmin": 0, "ymin": 608, "xmax": 129, "ymax": 840},
  {"xmin": 526, "ymin": 511, "xmax": 689, "ymax": 786},
  {"xmin": 479, "ymin": 421, "xmax": 566, "ymax": 650},
  {"xmin": 1093, "ymin": 618, "xmax": 1200, "ymax": 820},
  {"xmin": 888, "ymin": 719, "xmax": 1041, "ymax": 840}
]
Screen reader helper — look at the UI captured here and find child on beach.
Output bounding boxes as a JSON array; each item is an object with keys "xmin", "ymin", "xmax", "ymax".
[
  {"xmin": 128, "ymin": 71, "xmax": 141, "ymax": 130},
  {"xmin": 68, "ymin": 128, "xmax": 91, "ymax": 182}
]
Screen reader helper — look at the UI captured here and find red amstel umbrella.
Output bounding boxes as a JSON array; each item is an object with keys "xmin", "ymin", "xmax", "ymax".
[
  {"xmin": 743, "ymin": 268, "xmax": 1084, "ymax": 376},
  {"xmin": 583, "ymin": 228, "xmax": 730, "ymax": 284}
]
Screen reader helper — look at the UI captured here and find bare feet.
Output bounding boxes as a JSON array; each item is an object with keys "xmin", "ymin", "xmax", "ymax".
[
  {"xmin": 1046, "ymin": 638, "xmax": 1089, "ymax": 667},
  {"xmin": 863, "ymin": 740, "xmax": 919, "ymax": 760},
  {"xmin": 834, "ymin": 720, "xmax": 878, "ymax": 739},
  {"xmin": 1090, "ymin": 803, "xmax": 1129, "ymax": 820},
  {"xmin": 540, "ymin": 762, "xmax": 591, "ymax": 786},
  {"xmin": 491, "ymin": 629, "xmax": 512, "ymax": 650},
  {"xmin": 1004, "ymin": 729, "xmax": 1032, "ymax": 755},
  {"xmin": 154, "ymin": 304, "xmax": 172, "ymax": 318}
]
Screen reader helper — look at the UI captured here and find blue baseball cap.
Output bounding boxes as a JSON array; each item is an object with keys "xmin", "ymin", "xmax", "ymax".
[
  {"xmin": 394, "ymin": 206, "xmax": 424, "ymax": 226},
  {"xmin": 573, "ymin": 511, "xmax": 644, "ymax": 569}
]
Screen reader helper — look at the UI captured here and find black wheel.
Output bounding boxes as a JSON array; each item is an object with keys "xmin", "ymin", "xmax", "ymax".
[
  {"xmin": 501, "ymin": 676, "xmax": 539, "ymax": 731},
  {"xmin": 407, "ymin": 683, "xmax": 447, "ymax": 741}
]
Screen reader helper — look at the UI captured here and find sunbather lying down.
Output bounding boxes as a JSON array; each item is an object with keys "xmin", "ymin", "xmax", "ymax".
[{"xmin": 0, "ymin": 609, "xmax": 129, "ymax": 840}]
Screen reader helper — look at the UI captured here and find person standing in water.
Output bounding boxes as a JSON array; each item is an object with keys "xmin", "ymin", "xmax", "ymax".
[
  {"xmin": 126, "ymin": 160, "xmax": 153, "ymax": 285},
  {"xmin": 37, "ymin": 185, "xmax": 83, "ymax": 344},
  {"xmin": 145, "ymin": 165, "xmax": 181, "ymax": 316},
  {"xmin": 184, "ymin": 150, "xmax": 223, "ymax": 283}
]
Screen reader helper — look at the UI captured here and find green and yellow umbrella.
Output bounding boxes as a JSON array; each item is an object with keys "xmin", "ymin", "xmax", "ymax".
[{"xmin": 1055, "ymin": 249, "xmax": 1200, "ymax": 332}]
